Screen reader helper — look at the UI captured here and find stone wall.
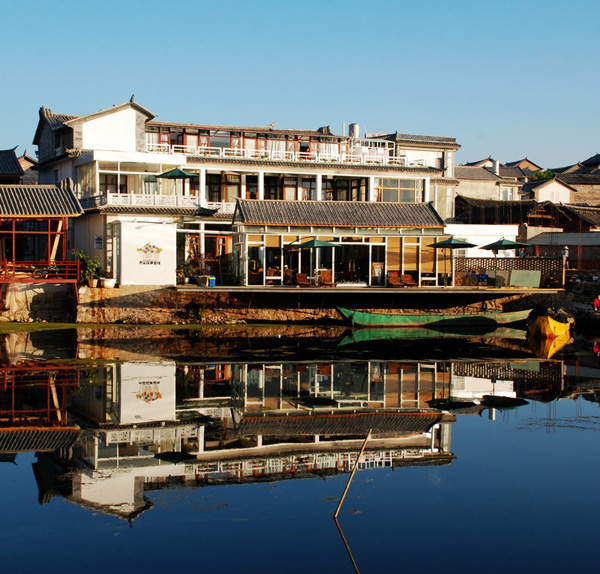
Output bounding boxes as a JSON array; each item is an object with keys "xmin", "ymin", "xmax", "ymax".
[
  {"xmin": 76, "ymin": 285, "xmax": 534, "ymax": 325},
  {"xmin": 0, "ymin": 283, "xmax": 76, "ymax": 323}
]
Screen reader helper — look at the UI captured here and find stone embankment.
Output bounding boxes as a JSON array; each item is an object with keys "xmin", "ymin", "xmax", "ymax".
[
  {"xmin": 76, "ymin": 285, "xmax": 547, "ymax": 325},
  {"xmin": 0, "ymin": 283, "xmax": 76, "ymax": 323}
]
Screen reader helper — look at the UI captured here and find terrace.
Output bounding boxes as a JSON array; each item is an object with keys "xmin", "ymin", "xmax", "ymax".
[{"xmin": 146, "ymin": 142, "xmax": 432, "ymax": 169}]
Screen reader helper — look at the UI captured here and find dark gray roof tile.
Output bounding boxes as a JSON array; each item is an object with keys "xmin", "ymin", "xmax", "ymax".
[
  {"xmin": 0, "ymin": 148, "xmax": 24, "ymax": 177},
  {"xmin": 234, "ymin": 199, "xmax": 444, "ymax": 228},
  {"xmin": 0, "ymin": 185, "xmax": 83, "ymax": 217}
]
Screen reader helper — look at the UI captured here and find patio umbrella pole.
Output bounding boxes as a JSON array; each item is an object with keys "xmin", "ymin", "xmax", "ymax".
[{"xmin": 334, "ymin": 429, "xmax": 372, "ymax": 519}]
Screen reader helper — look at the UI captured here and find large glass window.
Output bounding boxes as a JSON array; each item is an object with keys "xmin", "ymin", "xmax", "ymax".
[
  {"xmin": 375, "ymin": 179, "xmax": 424, "ymax": 202},
  {"xmin": 210, "ymin": 131, "xmax": 231, "ymax": 148}
]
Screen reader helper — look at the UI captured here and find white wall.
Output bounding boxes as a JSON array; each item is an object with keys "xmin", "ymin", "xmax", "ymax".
[
  {"xmin": 81, "ymin": 108, "xmax": 138, "ymax": 152},
  {"xmin": 118, "ymin": 220, "xmax": 177, "ymax": 285},
  {"xmin": 445, "ymin": 223, "xmax": 520, "ymax": 257},
  {"xmin": 536, "ymin": 180, "xmax": 571, "ymax": 203},
  {"xmin": 119, "ymin": 362, "xmax": 176, "ymax": 424}
]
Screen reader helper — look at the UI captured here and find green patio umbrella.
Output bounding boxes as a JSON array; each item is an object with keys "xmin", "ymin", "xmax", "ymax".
[
  {"xmin": 430, "ymin": 237, "xmax": 478, "ymax": 286},
  {"xmin": 156, "ymin": 168, "xmax": 198, "ymax": 179},
  {"xmin": 156, "ymin": 168, "xmax": 198, "ymax": 198},
  {"xmin": 480, "ymin": 237, "xmax": 529, "ymax": 278},
  {"xmin": 285, "ymin": 238, "xmax": 340, "ymax": 276},
  {"xmin": 480, "ymin": 238, "xmax": 528, "ymax": 252}
]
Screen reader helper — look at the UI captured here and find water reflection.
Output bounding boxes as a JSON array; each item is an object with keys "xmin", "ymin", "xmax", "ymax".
[{"xmin": 0, "ymin": 347, "xmax": 576, "ymax": 525}]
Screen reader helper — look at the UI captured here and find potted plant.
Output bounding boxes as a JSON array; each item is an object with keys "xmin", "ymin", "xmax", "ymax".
[
  {"xmin": 72, "ymin": 249, "xmax": 102, "ymax": 287},
  {"xmin": 100, "ymin": 270, "xmax": 117, "ymax": 288}
]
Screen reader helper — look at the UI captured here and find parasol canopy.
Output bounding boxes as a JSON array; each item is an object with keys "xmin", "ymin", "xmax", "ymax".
[
  {"xmin": 430, "ymin": 237, "xmax": 477, "ymax": 249},
  {"xmin": 285, "ymin": 238, "xmax": 341, "ymax": 250},
  {"xmin": 156, "ymin": 168, "xmax": 198, "ymax": 179},
  {"xmin": 480, "ymin": 238, "xmax": 528, "ymax": 251}
]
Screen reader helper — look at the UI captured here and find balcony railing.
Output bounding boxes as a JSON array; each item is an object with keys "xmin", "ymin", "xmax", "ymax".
[
  {"xmin": 0, "ymin": 260, "xmax": 80, "ymax": 283},
  {"xmin": 146, "ymin": 143, "xmax": 429, "ymax": 168},
  {"xmin": 79, "ymin": 193, "xmax": 236, "ymax": 214}
]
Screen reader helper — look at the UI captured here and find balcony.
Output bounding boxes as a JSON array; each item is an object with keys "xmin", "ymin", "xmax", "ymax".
[
  {"xmin": 79, "ymin": 193, "xmax": 236, "ymax": 214},
  {"xmin": 146, "ymin": 143, "xmax": 430, "ymax": 169}
]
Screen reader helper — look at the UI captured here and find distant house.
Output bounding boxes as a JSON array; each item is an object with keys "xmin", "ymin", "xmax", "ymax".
[
  {"xmin": 454, "ymin": 195, "xmax": 537, "ymax": 225},
  {"xmin": 521, "ymin": 177, "xmax": 574, "ymax": 203},
  {"xmin": 454, "ymin": 165, "xmax": 522, "ymax": 202},
  {"xmin": 504, "ymin": 157, "xmax": 543, "ymax": 174},
  {"xmin": 0, "ymin": 148, "xmax": 24, "ymax": 184},
  {"xmin": 549, "ymin": 153, "xmax": 600, "ymax": 204},
  {"xmin": 17, "ymin": 151, "xmax": 38, "ymax": 184}
]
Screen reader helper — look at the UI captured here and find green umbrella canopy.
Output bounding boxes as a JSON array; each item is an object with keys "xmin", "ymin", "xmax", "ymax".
[
  {"xmin": 480, "ymin": 238, "xmax": 528, "ymax": 251},
  {"xmin": 285, "ymin": 239, "xmax": 341, "ymax": 249},
  {"xmin": 430, "ymin": 237, "xmax": 477, "ymax": 249},
  {"xmin": 156, "ymin": 168, "xmax": 198, "ymax": 179}
]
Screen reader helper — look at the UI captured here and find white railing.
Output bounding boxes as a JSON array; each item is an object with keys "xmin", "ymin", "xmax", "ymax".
[
  {"xmin": 146, "ymin": 142, "xmax": 432, "ymax": 168},
  {"xmin": 206, "ymin": 201, "xmax": 236, "ymax": 214},
  {"xmin": 80, "ymin": 193, "xmax": 235, "ymax": 213}
]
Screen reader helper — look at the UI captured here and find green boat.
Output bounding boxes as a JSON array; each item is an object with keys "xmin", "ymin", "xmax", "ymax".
[
  {"xmin": 336, "ymin": 306, "xmax": 532, "ymax": 328},
  {"xmin": 338, "ymin": 326, "xmax": 527, "ymax": 347}
]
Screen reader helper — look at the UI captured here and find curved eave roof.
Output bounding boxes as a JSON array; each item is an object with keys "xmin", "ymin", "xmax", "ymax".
[
  {"xmin": 234, "ymin": 199, "xmax": 444, "ymax": 228},
  {"xmin": 0, "ymin": 185, "xmax": 83, "ymax": 217}
]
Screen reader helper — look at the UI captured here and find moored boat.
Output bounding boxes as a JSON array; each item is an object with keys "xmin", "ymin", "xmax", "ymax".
[
  {"xmin": 527, "ymin": 308, "xmax": 574, "ymax": 339},
  {"xmin": 336, "ymin": 306, "xmax": 532, "ymax": 328}
]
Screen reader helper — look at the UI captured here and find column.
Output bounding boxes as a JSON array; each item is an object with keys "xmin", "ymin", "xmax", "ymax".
[
  {"xmin": 423, "ymin": 179, "xmax": 431, "ymax": 203},
  {"xmin": 316, "ymin": 173, "xmax": 322, "ymax": 201},
  {"xmin": 258, "ymin": 170, "xmax": 264, "ymax": 200},
  {"xmin": 199, "ymin": 168, "xmax": 206, "ymax": 207},
  {"xmin": 368, "ymin": 176, "xmax": 376, "ymax": 202}
]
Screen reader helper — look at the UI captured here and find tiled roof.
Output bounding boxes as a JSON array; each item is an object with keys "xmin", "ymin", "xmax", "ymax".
[
  {"xmin": 234, "ymin": 199, "xmax": 445, "ymax": 228},
  {"xmin": 499, "ymin": 166, "xmax": 527, "ymax": 179},
  {"xmin": 558, "ymin": 205, "xmax": 600, "ymax": 227},
  {"xmin": 455, "ymin": 195, "xmax": 537, "ymax": 210},
  {"xmin": 0, "ymin": 428, "xmax": 80, "ymax": 453},
  {"xmin": 557, "ymin": 173, "xmax": 600, "ymax": 186},
  {"xmin": 505, "ymin": 158, "xmax": 542, "ymax": 170},
  {"xmin": 581, "ymin": 153, "xmax": 600, "ymax": 167},
  {"xmin": 41, "ymin": 107, "xmax": 77, "ymax": 130},
  {"xmin": 239, "ymin": 411, "xmax": 443, "ymax": 436},
  {"xmin": 149, "ymin": 120, "xmax": 336, "ymax": 139},
  {"xmin": 455, "ymin": 166, "xmax": 501, "ymax": 181},
  {"xmin": 0, "ymin": 148, "xmax": 24, "ymax": 177},
  {"xmin": 0, "ymin": 185, "xmax": 83, "ymax": 217},
  {"xmin": 463, "ymin": 157, "xmax": 494, "ymax": 167}
]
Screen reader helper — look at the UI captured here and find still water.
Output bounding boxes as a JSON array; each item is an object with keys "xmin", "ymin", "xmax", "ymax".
[{"xmin": 0, "ymin": 325, "xmax": 599, "ymax": 574}]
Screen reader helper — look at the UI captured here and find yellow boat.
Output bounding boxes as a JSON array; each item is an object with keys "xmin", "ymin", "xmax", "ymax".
[
  {"xmin": 528, "ymin": 315, "xmax": 573, "ymax": 339},
  {"xmin": 528, "ymin": 331, "xmax": 573, "ymax": 358}
]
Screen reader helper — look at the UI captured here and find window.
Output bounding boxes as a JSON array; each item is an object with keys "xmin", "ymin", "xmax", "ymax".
[
  {"xmin": 210, "ymin": 131, "xmax": 231, "ymax": 149},
  {"xmin": 264, "ymin": 176, "xmax": 281, "ymax": 200},
  {"xmin": 246, "ymin": 176, "xmax": 258, "ymax": 199},
  {"xmin": 207, "ymin": 174, "xmax": 222, "ymax": 202},
  {"xmin": 302, "ymin": 178, "xmax": 316, "ymax": 201},
  {"xmin": 100, "ymin": 174, "xmax": 117, "ymax": 194},
  {"xmin": 375, "ymin": 179, "xmax": 424, "ymax": 202}
]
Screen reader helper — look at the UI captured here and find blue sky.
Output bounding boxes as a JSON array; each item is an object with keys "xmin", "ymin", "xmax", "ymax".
[{"xmin": 1, "ymin": 0, "xmax": 598, "ymax": 168}]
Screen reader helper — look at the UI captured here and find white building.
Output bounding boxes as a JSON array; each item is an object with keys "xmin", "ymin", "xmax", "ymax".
[{"xmin": 33, "ymin": 99, "xmax": 462, "ymax": 286}]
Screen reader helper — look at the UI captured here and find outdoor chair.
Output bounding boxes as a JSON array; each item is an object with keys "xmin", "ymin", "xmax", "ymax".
[
  {"xmin": 296, "ymin": 273, "xmax": 310, "ymax": 287},
  {"xmin": 401, "ymin": 274, "xmax": 418, "ymax": 287},
  {"xmin": 387, "ymin": 271, "xmax": 403, "ymax": 287},
  {"xmin": 320, "ymin": 269, "xmax": 335, "ymax": 287}
]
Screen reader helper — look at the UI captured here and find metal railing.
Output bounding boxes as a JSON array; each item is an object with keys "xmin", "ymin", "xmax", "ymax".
[
  {"xmin": 80, "ymin": 193, "xmax": 237, "ymax": 214},
  {"xmin": 146, "ymin": 142, "xmax": 432, "ymax": 168},
  {"xmin": 0, "ymin": 260, "xmax": 80, "ymax": 283}
]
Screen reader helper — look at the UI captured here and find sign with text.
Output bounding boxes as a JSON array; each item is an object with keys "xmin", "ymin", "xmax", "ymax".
[
  {"xmin": 119, "ymin": 221, "xmax": 176, "ymax": 285},
  {"xmin": 119, "ymin": 362, "xmax": 177, "ymax": 424}
]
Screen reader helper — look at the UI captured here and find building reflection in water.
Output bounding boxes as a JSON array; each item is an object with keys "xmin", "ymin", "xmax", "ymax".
[{"xmin": 0, "ymin": 356, "xmax": 567, "ymax": 523}]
